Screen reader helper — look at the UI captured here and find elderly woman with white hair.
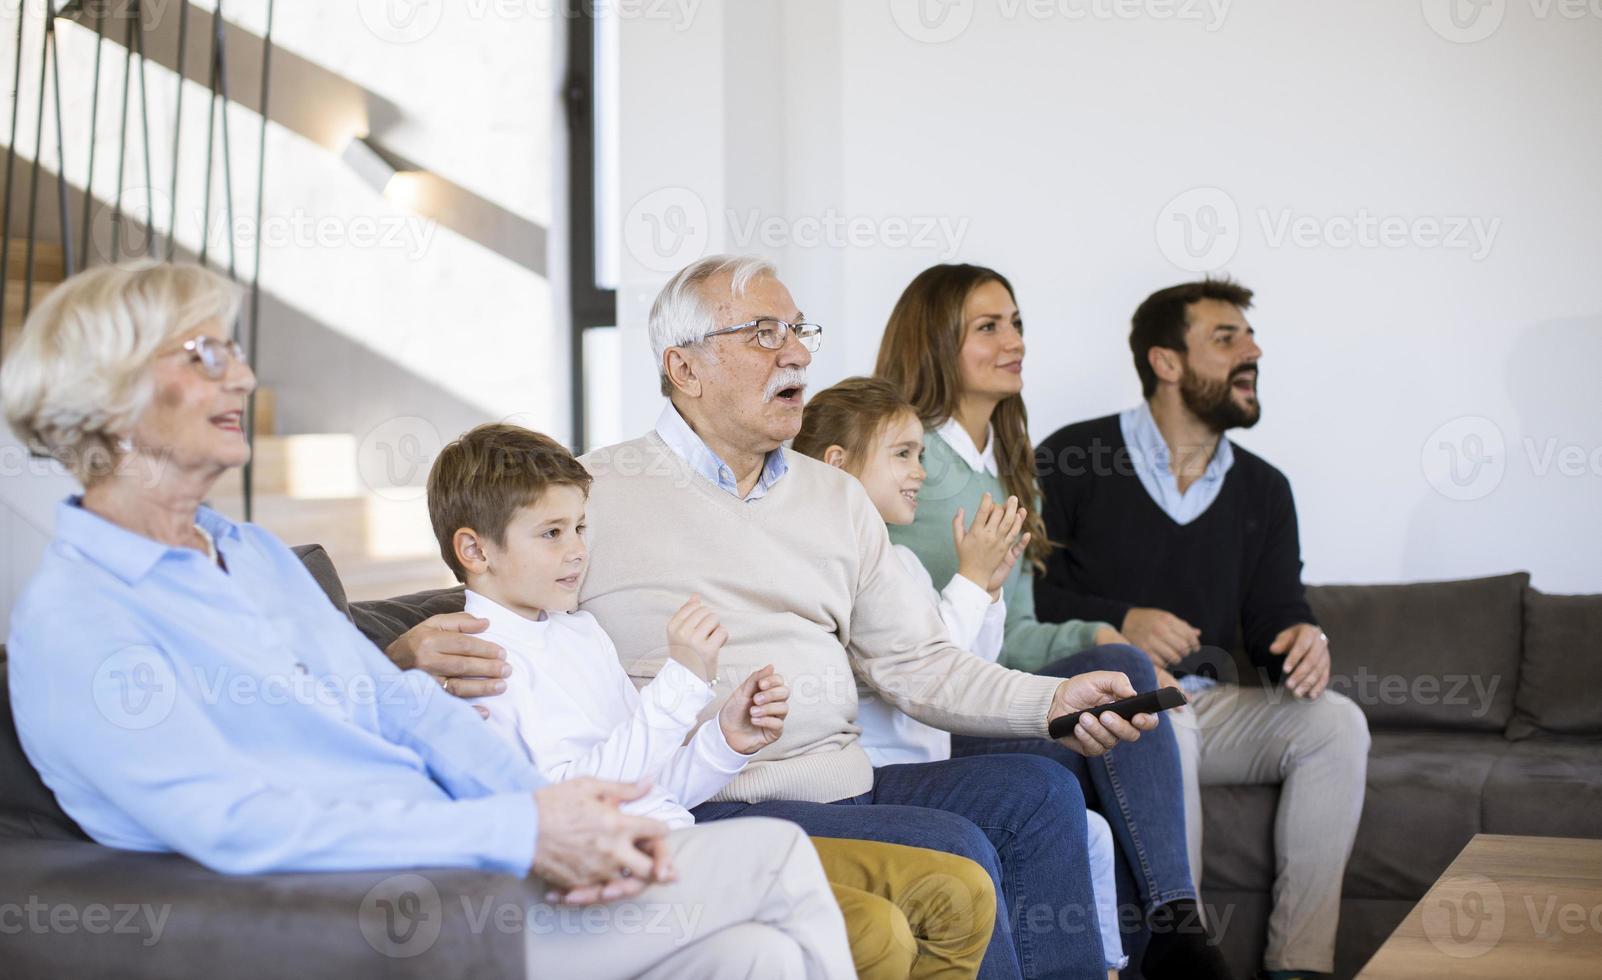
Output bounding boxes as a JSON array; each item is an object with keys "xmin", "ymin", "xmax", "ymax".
[{"xmin": 1, "ymin": 262, "xmax": 858, "ymax": 980}]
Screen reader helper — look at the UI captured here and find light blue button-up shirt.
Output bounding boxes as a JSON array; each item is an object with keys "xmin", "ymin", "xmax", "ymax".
[
  {"xmin": 655, "ymin": 402, "xmax": 788, "ymax": 501},
  {"xmin": 1119, "ymin": 401, "xmax": 1235, "ymax": 526},
  {"xmin": 6, "ymin": 498, "xmax": 544, "ymax": 875}
]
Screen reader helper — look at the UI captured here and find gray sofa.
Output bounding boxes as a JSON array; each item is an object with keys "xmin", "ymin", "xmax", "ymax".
[
  {"xmin": 0, "ymin": 546, "xmax": 530, "ymax": 979},
  {"xmin": 3, "ymin": 554, "xmax": 1599, "ymax": 978},
  {"xmin": 1204, "ymin": 571, "xmax": 1602, "ymax": 978}
]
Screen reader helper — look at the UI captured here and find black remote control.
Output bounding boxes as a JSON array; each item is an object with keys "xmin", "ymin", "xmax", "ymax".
[{"xmin": 1048, "ymin": 687, "xmax": 1187, "ymax": 740}]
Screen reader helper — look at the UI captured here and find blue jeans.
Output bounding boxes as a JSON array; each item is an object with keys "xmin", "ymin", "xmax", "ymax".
[
  {"xmin": 693, "ymin": 753, "xmax": 1106, "ymax": 980},
  {"xmin": 953, "ymin": 645, "xmax": 1195, "ymax": 964}
]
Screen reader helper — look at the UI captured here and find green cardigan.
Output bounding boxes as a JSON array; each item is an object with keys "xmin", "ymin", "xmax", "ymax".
[{"xmin": 887, "ymin": 430, "xmax": 1111, "ymax": 673}]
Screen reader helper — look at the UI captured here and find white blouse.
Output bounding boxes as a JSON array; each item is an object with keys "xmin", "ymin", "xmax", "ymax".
[{"xmin": 855, "ymin": 546, "xmax": 1007, "ymax": 767}]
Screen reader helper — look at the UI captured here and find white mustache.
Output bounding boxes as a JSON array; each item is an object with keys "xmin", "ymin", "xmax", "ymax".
[{"xmin": 763, "ymin": 368, "xmax": 809, "ymax": 403}]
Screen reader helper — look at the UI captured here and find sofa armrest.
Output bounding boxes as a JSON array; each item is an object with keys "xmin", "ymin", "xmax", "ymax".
[{"xmin": 1, "ymin": 839, "xmax": 532, "ymax": 979}]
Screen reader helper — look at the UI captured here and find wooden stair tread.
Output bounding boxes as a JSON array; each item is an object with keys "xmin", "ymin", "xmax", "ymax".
[{"xmin": 5, "ymin": 240, "xmax": 67, "ymax": 284}]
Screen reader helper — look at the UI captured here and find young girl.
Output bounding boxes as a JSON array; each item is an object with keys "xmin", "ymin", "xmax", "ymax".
[
  {"xmin": 794, "ymin": 377, "xmax": 1127, "ymax": 980},
  {"xmin": 872, "ymin": 264, "xmax": 1233, "ymax": 980}
]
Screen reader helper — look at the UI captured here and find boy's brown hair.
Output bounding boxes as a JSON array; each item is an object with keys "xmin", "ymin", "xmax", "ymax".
[
  {"xmin": 792, "ymin": 376, "xmax": 920, "ymax": 468},
  {"xmin": 426, "ymin": 423, "xmax": 593, "ymax": 583}
]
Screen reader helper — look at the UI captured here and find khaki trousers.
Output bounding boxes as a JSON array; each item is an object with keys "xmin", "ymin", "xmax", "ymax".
[
  {"xmin": 525, "ymin": 817, "xmax": 854, "ymax": 979},
  {"xmin": 1171, "ymin": 684, "xmax": 1371, "ymax": 973}
]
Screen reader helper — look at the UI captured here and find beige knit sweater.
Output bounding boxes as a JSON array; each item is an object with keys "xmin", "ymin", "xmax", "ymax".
[{"xmin": 578, "ymin": 432, "xmax": 1062, "ymax": 804}]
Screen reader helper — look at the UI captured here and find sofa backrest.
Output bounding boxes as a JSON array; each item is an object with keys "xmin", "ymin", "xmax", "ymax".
[
  {"xmin": 1306, "ymin": 572, "xmax": 1527, "ymax": 732},
  {"xmin": 349, "ymin": 588, "xmax": 468, "ymax": 652},
  {"xmin": 0, "ymin": 648, "xmax": 90, "ymax": 841},
  {"xmin": 1508, "ymin": 587, "xmax": 1602, "ymax": 740}
]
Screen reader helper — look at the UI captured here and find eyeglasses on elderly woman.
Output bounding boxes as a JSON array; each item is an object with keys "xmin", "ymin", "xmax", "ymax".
[{"xmin": 168, "ymin": 335, "xmax": 248, "ymax": 380}]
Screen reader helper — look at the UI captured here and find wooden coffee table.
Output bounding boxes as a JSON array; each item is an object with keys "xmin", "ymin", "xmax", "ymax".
[{"xmin": 1358, "ymin": 834, "xmax": 1602, "ymax": 979}]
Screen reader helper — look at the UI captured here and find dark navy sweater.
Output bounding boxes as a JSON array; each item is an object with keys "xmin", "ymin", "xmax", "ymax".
[{"xmin": 1032, "ymin": 414, "xmax": 1316, "ymax": 685}]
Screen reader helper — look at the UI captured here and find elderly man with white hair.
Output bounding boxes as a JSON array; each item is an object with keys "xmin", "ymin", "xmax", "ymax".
[
  {"xmin": 2, "ymin": 262, "xmax": 859, "ymax": 980},
  {"xmin": 586, "ymin": 255, "xmax": 1155, "ymax": 980}
]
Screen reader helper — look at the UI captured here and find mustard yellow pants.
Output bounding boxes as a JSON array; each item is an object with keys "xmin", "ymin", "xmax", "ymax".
[{"xmin": 812, "ymin": 837, "xmax": 996, "ymax": 980}]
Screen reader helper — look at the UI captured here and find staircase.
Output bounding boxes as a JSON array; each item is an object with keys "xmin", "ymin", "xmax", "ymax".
[
  {"xmin": 4, "ymin": 239, "xmax": 452, "ymax": 603},
  {"xmin": 3, "ymin": 239, "xmax": 66, "ymax": 355},
  {"xmin": 207, "ymin": 431, "xmax": 454, "ymax": 601}
]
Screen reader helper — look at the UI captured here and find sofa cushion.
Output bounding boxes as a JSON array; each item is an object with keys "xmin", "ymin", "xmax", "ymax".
[
  {"xmin": 3, "ymin": 838, "xmax": 533, "ymax": 979},
  {"xmin": 0, "ymin": 650, "xmax": 89, "ymax": 841},
  {"xmin": 1507, "ymin": 588, "xmax": 1602, "ymax": 739},
  {"xmin": 288, "ymin": 543, "xmax": 463, "ymax": 651},
  {"xmin": 1342, "ymin": 731, "xmax": 1505, "ymax": 900},
  {"xmin": 1309, "ymin": 572, "xmax": 1526, "ymax": 732},
  {"xmin": 1480, "ymin": 738, "xmax": 1602, "ymax": 838},
  {"xmin": 292, "ymin": 543, "xmax": 352, "ymax": 620},
  {"xmin": 1198, "ymin": 784, "xmax": 1277, "ymax": 894},
  {"xmin": 349, "ymin": 587, "xmax": 467, "ymax": 653}
]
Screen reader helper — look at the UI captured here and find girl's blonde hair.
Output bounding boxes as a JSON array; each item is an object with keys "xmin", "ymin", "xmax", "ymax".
[{"xmin": 792, "ymin": 376, "xmax": 919, "ymax": 470}]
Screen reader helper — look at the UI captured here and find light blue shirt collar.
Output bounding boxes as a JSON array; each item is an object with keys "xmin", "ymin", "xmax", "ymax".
[
  {"xmin": 655, "ymin": 402, "xmax": 788, "ymax": 502},
  {"xmin": 54, "ymin": 496, "xmax": 243, "ymax": 585},
  {"xmin": 1119, "ymin": 402, "xmax": 1234, "ymax": 526}
]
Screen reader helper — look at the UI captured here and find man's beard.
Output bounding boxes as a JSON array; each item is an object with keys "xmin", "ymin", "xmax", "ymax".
[{"xmin": 1179, "ymin": 363, "xmax": 1262, "ymax": 432}]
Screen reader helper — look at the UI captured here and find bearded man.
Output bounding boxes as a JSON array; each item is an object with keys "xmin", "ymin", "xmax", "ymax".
[{"xmin": 1030, "ymin": 278, "xmax": 1370, "ymax": 980}]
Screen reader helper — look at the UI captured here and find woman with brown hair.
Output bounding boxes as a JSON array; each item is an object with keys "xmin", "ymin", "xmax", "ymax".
[{"xmin": 875, "ymin": 264, "xmax": 1233, "ymax": 980}]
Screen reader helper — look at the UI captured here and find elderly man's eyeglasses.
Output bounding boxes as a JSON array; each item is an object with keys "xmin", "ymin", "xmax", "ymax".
[
  {"xmin": 176, "ymin": 336, "xmax": 248, "ymax": 380},
  {"xmin": 702, "ymin": 318, "xmax": 824, "ymax": 353}
]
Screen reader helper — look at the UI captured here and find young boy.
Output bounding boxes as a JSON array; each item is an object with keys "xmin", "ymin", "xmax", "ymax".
[{"xmin": 426, "ymin": 422, "xmax": 997, "ymax": 980}]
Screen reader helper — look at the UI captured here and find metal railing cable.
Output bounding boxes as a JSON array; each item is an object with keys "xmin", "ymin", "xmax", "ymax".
[
  {"xmin": 243, "ymin": 0, "xmax": 275, "ymax": 522},
  {"xmin": 22, "ymin": 1, "xmax": 52, "ymax": 315},
  {"xmin": 109, "ymin": 3, "xmax": 134, "ymax": 264},
  {"xmin": 77, "ymin": 4, "xmax": 105, "ymax": 273},
  {"xmin": 47, "ymin": 3, "xmax": 74, "ymax": 276},
  {"xmin": 131, "ymin": 0, "xmax": 154, "ymax": 259},
  {"xmin": 0, "ymin": 12, "xmax": 28, "ymax": 373},
  {"xmin": 167, "ymin": 0, "xmax": 190, "ymax": 261}
]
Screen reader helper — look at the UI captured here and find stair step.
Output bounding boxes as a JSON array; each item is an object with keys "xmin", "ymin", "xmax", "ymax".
[
  {"xmin": 5, "ymin": 240, "xmax": 67, "ymax": 284},
  {"xmin": 206, "ymin": 493, "xmax": 373, "ymax": 558},
  {"xmin": 210, "ymin": 432, "xmax": 361, "ymax": 499},
  {"xmin": 4, "ymin": 282, "xmax": 62, "ymax": 354},
  {"xmin": 203, "ymin": 490, "xmax": 438, "ymax": 564},
  {"xmin": 252, "ymin": 387, "xmax": 277, "ymax": 437}
]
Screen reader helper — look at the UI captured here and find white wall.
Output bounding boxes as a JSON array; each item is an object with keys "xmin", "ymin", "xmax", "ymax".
[{"xmin": 615, "ymin": 0, "xmax": 1602, "ymax": 592}]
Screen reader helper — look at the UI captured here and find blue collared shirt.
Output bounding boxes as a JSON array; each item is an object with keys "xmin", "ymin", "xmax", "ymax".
[
  {"xmin": 655, "ymin": 402, "xmax": 788, "ymax": 501},
  {"xmin": 1119, "ymin": 402, "xmax": 1235, "ymax": 526},
  {"xmin": 5, "ymin": 498, "xmax": 544, "ymax": 875}
]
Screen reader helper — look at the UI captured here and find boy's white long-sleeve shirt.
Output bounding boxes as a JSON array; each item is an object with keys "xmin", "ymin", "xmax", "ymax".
[
  {"xmin": 856, "ymin": 546, "xmax": 1008, "ymax": 767},
  {"xmin": 464, "ymin": 590, "xmax": 749, "ymax": 827}
]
